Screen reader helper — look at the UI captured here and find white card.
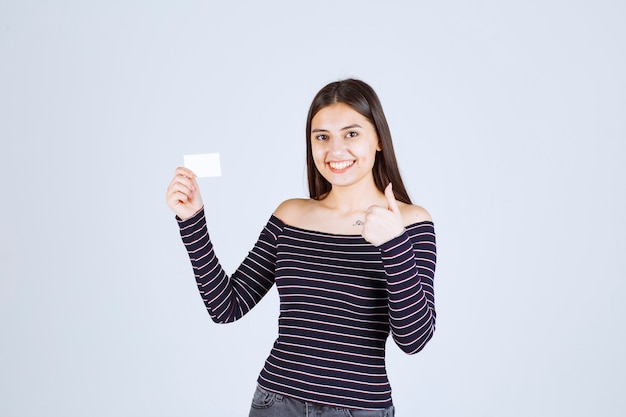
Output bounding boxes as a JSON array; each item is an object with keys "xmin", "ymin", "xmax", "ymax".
[{"xmin": 184, "ymin": 153, "xmax": 222, "ymax": 177}]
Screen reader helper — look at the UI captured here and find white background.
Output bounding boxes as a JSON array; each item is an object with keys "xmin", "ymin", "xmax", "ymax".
[{"xmin": 1, "ymin": 1, "xmax": 625, "ymax": 416}]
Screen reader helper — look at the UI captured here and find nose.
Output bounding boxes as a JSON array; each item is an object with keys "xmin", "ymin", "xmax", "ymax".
[{"xmin": 329, "ymin": 137, "xmax": 345, "ymax": 157}]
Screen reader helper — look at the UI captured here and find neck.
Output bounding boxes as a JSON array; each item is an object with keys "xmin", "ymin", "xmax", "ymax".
[{"xmin": 323, "ymin": 181, "xmax": 384, "ymax": 213}]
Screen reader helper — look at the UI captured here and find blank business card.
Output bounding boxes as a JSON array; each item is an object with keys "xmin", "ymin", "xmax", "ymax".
[{"xmin": 184, "ymin": 153, "xmax": 222, "ymax": 177}]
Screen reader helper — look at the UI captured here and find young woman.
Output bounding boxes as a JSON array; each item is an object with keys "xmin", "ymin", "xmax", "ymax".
[{"xmin": 166, "ymin": 79, "xmax": 436, "ymax": 417}]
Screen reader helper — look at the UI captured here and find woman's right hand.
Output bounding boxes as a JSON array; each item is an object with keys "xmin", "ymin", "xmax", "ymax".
[{"xmin": 166, "ymin": 167, "xmax": 204, "ymax": 220}]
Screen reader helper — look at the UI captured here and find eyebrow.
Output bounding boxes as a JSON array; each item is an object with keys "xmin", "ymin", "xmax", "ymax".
[{"xmin": 311, "ymin": 124, "xmax": 363, "ymax": 133}]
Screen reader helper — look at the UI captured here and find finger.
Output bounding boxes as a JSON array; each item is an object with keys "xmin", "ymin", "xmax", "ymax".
[
  {"xmin": 169, "ymin": 173, "xmax": 197, "ymax": 193},
  {"xmin": 166, "ymin": 191, "xmax": 191, "ymax": 207},
  {"xmin": 167, "ymin": 180, "xmax": 196, "ymax": 203},
  {"xmin": 167, "ymin": 180, "xmax": 195, "ymax": 199},
  {"xmin": 175, "ymin": 166, "xmax": 197, "ymax": 179},
  {"xmin": 384, "ymin": 183, "xmax": 400, "ymax": 213}
]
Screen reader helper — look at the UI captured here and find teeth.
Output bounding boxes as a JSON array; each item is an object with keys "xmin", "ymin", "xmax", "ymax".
[{"xmin": 329, "ymin": 161, "xmax": 354, "ymax": 170}]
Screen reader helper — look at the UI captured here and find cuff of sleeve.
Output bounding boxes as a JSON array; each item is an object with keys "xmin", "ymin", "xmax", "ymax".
[
  {"xmin": 377, "ymin": 229, "xmax": 409, "ymax": 253},
  {"xmin": 176, "ymin": 206, "xmax": 205, "ymax": 227}
]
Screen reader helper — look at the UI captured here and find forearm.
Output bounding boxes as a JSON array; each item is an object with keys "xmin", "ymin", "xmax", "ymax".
[
  {"xmin": 178, "ymin": 208, "xmax": 243, "ymax": 322},
  {"xmin": 178, "ymin": 209, "xmax": 280, "ymax": 323},
  {"xmin": 379, "ymin": 228, "xmax": 437, "ymax": 354}
]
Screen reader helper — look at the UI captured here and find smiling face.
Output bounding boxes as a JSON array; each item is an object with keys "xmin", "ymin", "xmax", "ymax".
[{"xmin": 310, "ymin": 103, "xmax": 381, "ymax": 191}]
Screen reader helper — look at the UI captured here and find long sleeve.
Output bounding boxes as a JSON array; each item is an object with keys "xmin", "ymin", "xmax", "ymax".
[
  {"xmin": 378, "ymin": 222, "xmax": 437, "ymax": 354},
  {"xmin": 177, "ymin": 208, "xmax": 283, "ymax": 323}
]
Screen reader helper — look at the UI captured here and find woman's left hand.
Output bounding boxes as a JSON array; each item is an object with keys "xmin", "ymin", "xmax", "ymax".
[{"xmin": 361, "ymin": 183, "xmax": 406, "ymax": 246}]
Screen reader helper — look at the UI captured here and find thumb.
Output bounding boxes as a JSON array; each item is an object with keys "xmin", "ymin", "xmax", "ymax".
[{"xmin": 384, "ymin": 183, "xmax": 400, "ymax": 213}]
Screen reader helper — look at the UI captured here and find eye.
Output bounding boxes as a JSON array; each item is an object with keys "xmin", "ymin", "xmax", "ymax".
[
  {"xmin": 345, "ymin": 131, "xmax": 358, "ymax": 138},
  {"xmin": 314, "ymin": 134, "xmax": 328, "ymax": 141}
]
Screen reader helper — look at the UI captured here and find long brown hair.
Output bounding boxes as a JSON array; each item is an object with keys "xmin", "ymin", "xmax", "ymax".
[{"xmin": 305, "ymin": 79, "xmax": 412, "ymax": 204}]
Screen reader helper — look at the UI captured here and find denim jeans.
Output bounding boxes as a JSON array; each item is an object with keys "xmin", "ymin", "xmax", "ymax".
[{"xmin": 248, "ymin": 386, "xmax": 395, "ymax": 417}]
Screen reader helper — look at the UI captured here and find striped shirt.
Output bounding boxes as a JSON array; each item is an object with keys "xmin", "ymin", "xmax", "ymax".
[{"xmin": 178, "ymin": 208, "xmax": 436, "ymax": 409}]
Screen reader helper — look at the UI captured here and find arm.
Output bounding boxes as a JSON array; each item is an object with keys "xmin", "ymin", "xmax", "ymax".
[
  {"xmin": 166, "ymin": 167, "xmax": 282, "ymax": 323},
  {"xmin": 178, "ymin": 209, "xmax": 283, "ymax": 323},
  {"xmin": 379, "ymin": 222, "xmax": 437, "ymax": 354}
]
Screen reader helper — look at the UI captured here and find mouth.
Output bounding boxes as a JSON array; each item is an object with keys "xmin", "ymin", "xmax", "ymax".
[{"xmin": 328, "ymin": 160, "xmax": 355, "ymax": 172}]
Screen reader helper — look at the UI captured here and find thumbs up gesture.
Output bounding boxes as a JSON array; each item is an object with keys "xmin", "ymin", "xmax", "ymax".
[{"xmin": 361, "ymin": 183, "xmax": 406, "ymax": 246}]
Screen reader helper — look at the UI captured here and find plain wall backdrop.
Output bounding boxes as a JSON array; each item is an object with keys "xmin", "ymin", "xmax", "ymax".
[{"xmin": 1, "ymin": 1, "xmax": 625, "ymax": 416}]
